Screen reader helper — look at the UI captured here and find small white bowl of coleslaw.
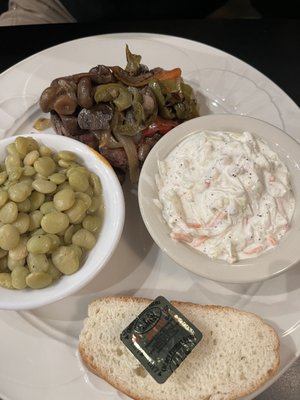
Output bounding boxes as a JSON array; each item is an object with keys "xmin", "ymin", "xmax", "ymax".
[{"xmin": 138, "ymin": 114, "xmax": 300, "ymax": 283}]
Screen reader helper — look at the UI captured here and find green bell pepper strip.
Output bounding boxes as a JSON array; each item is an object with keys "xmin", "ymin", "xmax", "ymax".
[
  {"xmin": 174, "ymin": 102, "xmax": 187, "ymax": 120},
  {"xmin": 148, "ymin": 80, "xmax": 174, "ymax": 119},
  {"xmin": 94, "ymin": 83, "xmax": 132, "ymax": 111},
  {"xmin": 125, "ymin": 44, "xmax": 142, "ymax": 75},
  {"xmin": 159, "ymin": 78, "xmax": 182, "ymax": 94},
  {"xmin": 115, "ymin": 87, "xmax": 158, "ymax": 136}
]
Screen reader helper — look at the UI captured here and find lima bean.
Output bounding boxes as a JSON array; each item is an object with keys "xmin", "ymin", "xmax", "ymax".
[
  {"xmin": 32, "ymin": 179, "xmax": 57, "ymax": 194},
  {"xmin": 11, "ymin": 266, "xmax": 29, "ymax": 289},
  {"xmin": 0, "ymin": 273, "xmax": 13, "ymax": 288},
  {"xmin": 29, "ymin": 191, "xmax": 45, "ymax": 211},
  {"xmin": 8, "ymin": 236, "xmax": 28, "ymax": 260},
  {"xmin": 75, "ymin": 192, "xmax": 92, "ymax": 209},
  {"xmin": 69, "ymin": 170, "xmax": 89, "ymax": 192},
  {"xmin": 82, "ymin": 215, "xmax": 102, "ymax": 233},
  {"xmin": 8, "ymin": 256, "xmax": 25, "ymax": 271},
  {"xmin": 34, "ymin": 156, "xmax": 56, "ymax": 177},
  {"xmin": 53, "ymin": 188, "xmax": 75, "ymax": 211},
  {"xmin": 41, "ymin": 211, "xmax": 69, "ymax": 234},
  {"xmin": 17, "ymin": 198, "xmax": 31, "ymax": 212},
  {"xmin": 40, "ymin": 201, "xmax": 55, "ymax": 214},
  {"xmin": 51, "ymin": 245, "xmax": 80, "ymax": 275},
  {"xmin": 57, "ymin": 150, "xmax": 76, "ymax": 161},
  {"xmin": 27, "ymin": 253, "xmax": 49, "ymax": 272},
  {"xmin": 49, "ymin": 173, "xmax": 66, "ymax": 185},
  {"xmin": 72, "ymin": 228, "xmax": 96, "ymax": 250},
  {"xmin": 26, "ymin": 271, "xmax": 52, "ymax": 289},
  {"xmin": 38, "ymin": 145, "xmax": 52, "ymax": 157},
  {"xmin": 15, "ymin": 136, "xmax": 39, "ymax": 157},
  {"xmin": 0, "ymin": 224, "xmax": 20, "ymax": 250},
  {"xmin": 27, "ymin": 235, "xmax": 52, "ymax": 254},
  {"xmin": 23, "ymin": 150, "xmax": 40, "ymax": 166},
  {"xmin": 23, "ymin": 165, "xmax": 36, "ymax": 177},
  {"xmin": 65, "ymin": 199, "xmax": 87, "ymax": 224},
  {"xmin": 0, "ymin": 190, "xmax": 8, "ymax": 208},
  {"xmin": 0, "ymin": 201, "xmax": 18, "ymax": 223},
  {"xmin": 47, "ymin": 261, "xmax": 62, "ymax": 281},
  {"xmin": 0, "ymin": 171, "xmax": 8, "ymax": 185},
  {"xmin": 8, "ymin": 182, "xmax": 32, "ymax": 203},
  {"xmin": 28, "ymin": 210, "xmax": 43, "ymax": 231}
]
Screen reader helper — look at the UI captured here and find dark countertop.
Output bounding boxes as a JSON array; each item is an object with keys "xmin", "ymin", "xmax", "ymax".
[
  {"xmin": 0, "ymin": 18, "xmax": 299, "ymax": 400},
  {"xmin": 0, "ymin": 18, "xmax": 299, "ymax": 106}
]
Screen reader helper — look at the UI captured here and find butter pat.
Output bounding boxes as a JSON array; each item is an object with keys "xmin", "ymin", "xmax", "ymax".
[{"xmin": 120, "ymin": 296, "xmax": 202, "ymax": 383}]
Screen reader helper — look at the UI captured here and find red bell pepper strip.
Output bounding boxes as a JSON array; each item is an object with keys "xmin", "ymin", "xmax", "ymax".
[
  {"xmin": 142, "ymin": 116, "xmax": 179, "ymax": 137},
  {"xmin": 153, "ymin": 68, "xmax": 182, "ymax": 81}
]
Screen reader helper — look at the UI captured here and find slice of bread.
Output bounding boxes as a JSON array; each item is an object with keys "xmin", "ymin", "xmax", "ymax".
[{"xmin": 79, "ymin": 296, "xmax": 280, "ymax": 400}]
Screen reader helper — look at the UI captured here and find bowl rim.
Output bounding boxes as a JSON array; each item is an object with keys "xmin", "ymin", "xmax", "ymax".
[
  {"xmin": 138, "ymin": 114, "xmax": 300, "ymax": 284},
  {"xmin": 0, "ymin": 133, "xmax": 125, "ymax": 310}
]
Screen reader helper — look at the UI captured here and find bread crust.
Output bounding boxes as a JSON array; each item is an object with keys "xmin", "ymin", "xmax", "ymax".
[{"xmin": 79, "ymin": 296, "xmax": 280, "ymax": 400}]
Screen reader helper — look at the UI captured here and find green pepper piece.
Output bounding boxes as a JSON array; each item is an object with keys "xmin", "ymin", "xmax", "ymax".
[
  {"xmin": 125, "ymin": 45, "xmax": 142, "ymax": 75},
  {"xmin": 148, "ymin": 80, "xmax": 174, "ymax": 119},
  {"xmin": 116, "ymin": 123, "xmax": 140, "ymax": 136},
  {"xmin": 115, "ymin": 104, "xmax": 146, "ymax": 136},
  {"xmin": 180, "ymin": 82, "xmax": 194, "ymax": 98},
  {"xmin": 128, "ymin": 86, "xmax": 143, "ymax": 103},
  {"xmin": 148, "ymin": 80, "xmax": 165, "ymax": 105},
  {"xmin": 174, "ymin": 103, "xmax": 187, "ymax": 120},
  {"xmin": 128, "ymin": 87, "xmax": 145, "ymax": 125},
  {"xmin": 159, "ymin": 78, "xmax": 182, "ymax": 94},
  {"xmin": 144, "ymin": 107, "xmax": 158, "ymax": 128},
  {"xmin": 188, "ymin": 99, "xmax": 200, "ymax": 118},
  {"xmin": 175, "ymin": 99, "xmax": 199, "ymax": 120},
  {"xmin": 94, "ymin": 83, "xmax": 132, "ymax": 111},
  {"xmin": 175, "ymin": 81, "xmax": 200, "ymax": 119},
  {"xmin": 111, "ymin": 85, "xmax": 155, "ymax": 136},
  {"xmin": 133, "ymin": 102, "xmax": 145, "ymax": 126}
]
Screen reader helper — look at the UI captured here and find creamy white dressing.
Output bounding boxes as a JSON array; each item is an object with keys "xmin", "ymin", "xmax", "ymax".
[{"xmin": 155, "ymin": 130, "xmax": 295, "ymax": 263}]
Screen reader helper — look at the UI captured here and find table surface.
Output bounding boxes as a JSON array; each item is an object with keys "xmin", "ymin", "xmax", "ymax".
[{"xmin": 0, "ymin": 18, "xmax": 299, "ymax": 400}]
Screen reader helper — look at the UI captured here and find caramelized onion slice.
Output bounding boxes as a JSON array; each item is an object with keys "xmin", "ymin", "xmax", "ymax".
[{"xmin": 114, "ymin": 131, "xmax": 139, "ymax": 184}]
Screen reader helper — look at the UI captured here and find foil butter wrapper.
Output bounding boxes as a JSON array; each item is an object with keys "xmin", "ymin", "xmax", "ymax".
[{"xmin": 120, "ymin": 296, "xmax": 203, "ymax": 383}]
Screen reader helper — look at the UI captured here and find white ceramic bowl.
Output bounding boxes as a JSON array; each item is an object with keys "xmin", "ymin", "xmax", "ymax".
[
  {"xmin": 138, "ymin": 114, "xmax": 300, "ymax": 283},
  {"xmin": 0, "ymin": 133, "xmax": 125, "ymax": 310}
]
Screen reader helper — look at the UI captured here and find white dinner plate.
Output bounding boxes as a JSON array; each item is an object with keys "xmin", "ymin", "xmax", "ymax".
[{"xmin": 0, "ymin": 32, "xmax": 299, "ymax": 400}]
